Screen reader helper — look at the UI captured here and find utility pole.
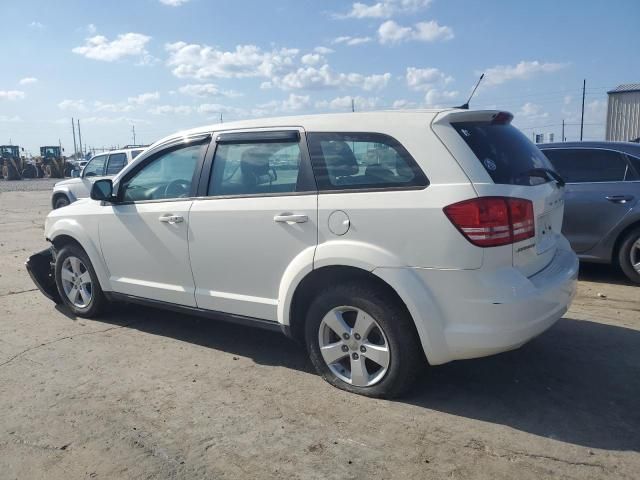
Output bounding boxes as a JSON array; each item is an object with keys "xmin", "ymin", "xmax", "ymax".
[
  {"xmin": 132, "ymin": 125, "xmax": 136, "ymax": 145},
  {"xmin": 77, "ymin": 119, "xmax": 84, "ymax": 159},
  {"xmin": 220, "ymin": 113, "xmax": 223, "ymax": 124},
  {"xmin": 71, "ymin": 117, "xmax": 78, "ymax": 159},
  {"xmin": 580, "ymin": 79, "xmax": 586, "ymax": 141},
  {"xmin": 562, "ymin": 119, "xmax": 565, "ymax": 142},
  {"xmin": 351, "ymin": 97, "xmax": 355, "ymax": 112}
]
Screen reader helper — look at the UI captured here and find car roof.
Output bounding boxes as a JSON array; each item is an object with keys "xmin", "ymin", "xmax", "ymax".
[
  {"xmin": 147, "ymin": 109, "xmax": 456, "ymax": 149},
  {"xmin": 540, "ymin": 141, "xmax": 640, "ymax": 156}
]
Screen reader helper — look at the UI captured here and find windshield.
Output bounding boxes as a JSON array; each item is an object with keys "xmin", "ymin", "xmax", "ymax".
[{"xmin": 452, "ymin": 122, "xmax": 555, "ymax": 185}]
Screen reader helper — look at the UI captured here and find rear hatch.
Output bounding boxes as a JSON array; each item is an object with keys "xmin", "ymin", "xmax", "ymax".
[{"xmin": 432, "ymin": 110, "xmax": 565, "ymax": 277}]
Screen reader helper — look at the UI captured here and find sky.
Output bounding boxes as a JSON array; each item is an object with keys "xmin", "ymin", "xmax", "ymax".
[{"xmin": 1, "ymin": 0, "xmax": 638, "ymax": 157}]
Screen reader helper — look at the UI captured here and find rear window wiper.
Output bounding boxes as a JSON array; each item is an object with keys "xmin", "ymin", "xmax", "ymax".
[{"xmin": 517, "ymin": 168, "xmax": 565, "ymax": 187}]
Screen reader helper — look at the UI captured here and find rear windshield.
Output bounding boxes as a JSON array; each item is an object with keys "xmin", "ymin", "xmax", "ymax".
[{"xmin": 452, "ymin": 122, "xmax": 555, "ymax": 185}]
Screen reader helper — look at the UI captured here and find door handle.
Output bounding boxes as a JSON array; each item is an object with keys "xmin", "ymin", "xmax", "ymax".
[
  {"xmin": 605, "ymin": 195, "xmax": 634, "ymax": 204},
  {"xmin": 159, "ymin": 214, "xmax": 184, "ymax": 224},
  {"xmin": 273, "ymin": 213, "xmax": 309, "ymax": 224}
]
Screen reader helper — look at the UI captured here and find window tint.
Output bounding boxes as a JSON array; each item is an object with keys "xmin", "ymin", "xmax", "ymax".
[
  {"xmin": 453, "ymin": 122, "xmax": 554, "ymax": 185},
  {"xmin": 542, "ymin": 148, "xmax": 628, "ymax": 183},
  {"xmin": 121, "ymin": 143, "xmax": 203, "ymax": 201},
  {"xmin": 209, "ymin": 141, "xmax": 303, "ymax": 196},
  {"xmin": 105, "ymin": 153, "xmax": 127, "ymax": 175},
  {"xmin": 307, "ymin": 132, "xmax": 427, "ymax": 191},
  {"xmin": 82, "ymin": 155, "xmax": 107, "ymax": 177}
]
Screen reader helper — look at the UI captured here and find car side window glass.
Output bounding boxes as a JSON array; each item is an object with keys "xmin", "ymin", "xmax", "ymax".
[
  {"xmin": 121, "ymin": 143, "xmax": 204, "ymax": 202},
  {"xmin": 105, "ymin": 153, "xmax": 127, "ymax": 175},
  {"xmin": 208, "ymin": 141, "xmax": 303, "ymax": 196},
  {"xmin": 543, "ymin": 149, "xmax": 628, "ymax": 183},
  {"xmin": 626, "ymin": 155, "xmax": 640, "ymax": 181},
  {"xmin": 307, "ymin": 132, "xmax": 428, "ymax": 190},
  {"xmin": 82, "ymin": 155, "xmax": 107, "ymax": 177}
]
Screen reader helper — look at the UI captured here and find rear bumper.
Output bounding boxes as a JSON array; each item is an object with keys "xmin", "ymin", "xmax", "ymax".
[
  {"xmin": 400, "ymin": 244, "xmax": 579, "ymax": 365},
  {"xmin": 25, "ymin": 248, "xmax": 61, "ymax": 304}
]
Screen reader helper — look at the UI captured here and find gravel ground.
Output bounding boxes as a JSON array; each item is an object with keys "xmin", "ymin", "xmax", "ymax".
[
  {"xmin": 0, "ymin": 188, "xmax": 638, "ymax": 480},
  {"xmin": 0, "ymin": 177, "xmax": 60, "ymax": 193}
]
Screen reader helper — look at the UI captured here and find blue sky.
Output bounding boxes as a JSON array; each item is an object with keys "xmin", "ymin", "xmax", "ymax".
[{"xmin": 1, "ymin": 0, "xmax": 638, "ymax": 156}]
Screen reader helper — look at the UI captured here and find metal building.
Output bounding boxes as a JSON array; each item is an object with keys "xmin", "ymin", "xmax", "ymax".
[{"xmin": 606, "ymin": 84, "xmax": 640, "ymax": 142}]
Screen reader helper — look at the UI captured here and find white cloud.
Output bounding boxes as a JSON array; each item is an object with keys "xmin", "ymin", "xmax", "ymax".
[
  {"xmin": 424, "ymin": 88, "xmax": 459, "ymax": 107},
  {"xmin": 406, "ymin": 67, "xmax": 452, "ymax": 91},
  {"xmin": 178, "ymin": 83, "xmax": 242, "ymax": 98},
  {"xmin": 274, "ymin": 65, "xmax": 391, "ymax": 91},
  {"xmin": 314, "ymin": 46, "xmax": 334, "ymax": 54},
  {"xmin": 148, "ymin": 104, "xmax": 193, "ymax": 115},
  {"xmin": 378, "ymin": 20, "xmax": 453, "ymax": 44},
  {"xmin": 58, "ymin": 99, "xmax": 87, "ymax": 111},
  {"xmin": 391, "ymin": 99, "xmax": 417, "ymax": 109},
  {"xmin": 333, "ymin": 36, "xmax": 373, "ymax": 46},
  {"xmin": 316, "ymin": 95, "xmax": 379, "ymax": 111},
  {"xmin": 301, "ymin": 53, "xmax": 323, "ymax": 66},
  {"xmin": 516, "ymin": 102, "xmax": 549, "ymax": 120},
  {"xmin": 166, "ymin": 41, "xmax": 390, "ymax": 92},
  {"xmin": 282, "ymin": 93, "xmax": 312, "ymax": 111},
  {"xmin": 87, "ymin": 23, "xmax": 97, "ymax": 34},
  {"xmin": 481, "ymin": 60, "xmax": 568, "ymax": 86},
  {"xmin": 82, "ymin": 116, "xmax": 150, "ymax": 125},
  {"xmin": 29, "ymin": 21, "xmax": 44, "ymax": 29},
  {"xmin": 73, "ymin": 33, "xmax": 151, "ymax": 62},
  {"xmin": 0, "ymin": 90, "xmax": 26, "ymax": 101},
  {"xmin": 159, "ymin": 0, "xmax": 189, "ymax": 5},
  {"xmin": 128, "ymin": 91, "xmax": 160, "ymax": 105},
  {"xmin": 0, "ymin": 115, "xmax": 23, "ymax": 122},
  {"xmin": 93, "ymin": 101, "xmax": 134, "ymax": 113},
  {"xmin": 165, "ymin": 42, "xmax": 299, "ymax": 80},
  {"xmin": 339, "ymin": 0, "xmax": 432, "ymax": 19},
  {"xmin": 18, "ymin": 77, "xmax": 38, "ymax": 85}
]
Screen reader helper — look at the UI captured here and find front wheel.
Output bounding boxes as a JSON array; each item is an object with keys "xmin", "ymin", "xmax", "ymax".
[
  {"xmin": 304, "ymin": 282, "xmax": 425, "ymax": 398},
  {"xmin": 53, "ymin": 195, "xmax": 70, "ymax": 209},
  {"xmin": 618, "ymin": 227, "xmax": 640, "ymax": 284},
  {"xmin": 55, "ymin": 244, "xmax": 107, "ymax": 317}
]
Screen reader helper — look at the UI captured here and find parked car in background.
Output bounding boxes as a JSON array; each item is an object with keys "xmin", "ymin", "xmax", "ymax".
[
  {"xmin": 51, "ymin": 147, "xmax": 146, "ymax": 208},
  {"xmin": 540, "ymin": 141, "xmax": 640, "ymax": 283},
  {"xmin": 28, "ymin": 110, "xmax": 578, "ymax": 398}
]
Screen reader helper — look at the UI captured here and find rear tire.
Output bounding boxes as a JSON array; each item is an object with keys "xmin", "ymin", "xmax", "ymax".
[
  {"xmin": 304, "ymin": 281, "xmax": 425, "ymax": 398},
  {"xmin": 55, "ymin": 244, "xmax": 108, "ymax": 318},
  {"xmin": 618, "ymin": 227, "xmax": 640, "ymax": 284}
]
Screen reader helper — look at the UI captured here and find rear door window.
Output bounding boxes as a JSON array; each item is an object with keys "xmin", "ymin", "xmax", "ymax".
[
  {"xmin": 307, "ymin": 132, "xmax": 428, "ymax": 191},
  {"xmin": 543, "ymin": 148, "xmax": 628, "ymax": 183},
  {"xmin": 105, "ymin": 153, "xmax": 127, "ymax": 175},
  {"xmin": 82, "ymin": 154, "xmax": 107, "ymax": 177},
  {"xmin": 453, "ymin": 122, "xmax": 554, "ymax": 185}
]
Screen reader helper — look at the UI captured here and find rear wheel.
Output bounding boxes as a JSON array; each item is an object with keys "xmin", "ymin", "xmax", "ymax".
[
  {"xmin": 618, "ymin": 227, "xmax": 640, "ymax": 284},
  {"xmin": 304, "ymin": 282, "xmax": 424, "ymax": 398},
  {"xmin": 55, "ymin": 245, "xmax": 107, "ymax": 317}
]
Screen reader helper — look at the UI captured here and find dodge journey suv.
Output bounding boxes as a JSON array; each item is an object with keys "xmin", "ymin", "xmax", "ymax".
[{"xmin": 27, "ymin": 110, "xmax": 578, "ymax": 398}]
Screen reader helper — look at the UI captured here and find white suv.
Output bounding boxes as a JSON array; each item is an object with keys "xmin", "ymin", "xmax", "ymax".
[
  {"xmin": 27, "ymin": 110, "xmax": 578, "ymax": 398},
  {"xmin": 51, "ymin": 147, "xmax": 146, "ymax": 209}
]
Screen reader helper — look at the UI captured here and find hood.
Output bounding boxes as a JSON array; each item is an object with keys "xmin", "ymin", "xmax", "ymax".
[{"xmin": 55, "ymin": 178, "xmax": 82, "ymax": 188}]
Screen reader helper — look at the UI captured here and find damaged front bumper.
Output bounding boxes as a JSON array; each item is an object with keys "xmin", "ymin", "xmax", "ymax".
[{"xmin": 25, "ymin": 248, "xmax": 61, "ymax": 304}]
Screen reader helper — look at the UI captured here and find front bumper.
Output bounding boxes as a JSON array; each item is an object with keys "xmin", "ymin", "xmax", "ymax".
[
  {"xmin": 25, "ymin": 248, "xmax": 61, "ymax": 304},
  {"xmin": 412, "ymin": 245, "xmax": 579, "ymax": 364}
]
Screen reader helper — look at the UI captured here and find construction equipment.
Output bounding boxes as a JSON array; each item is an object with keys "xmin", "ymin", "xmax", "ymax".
[
  {"xmin": 0, "ymin": 145, "xmax": 24, "ymax": 180},
  {"xmin": 40, "ymin": 146, "xmax": 65, "ymax": 178}
]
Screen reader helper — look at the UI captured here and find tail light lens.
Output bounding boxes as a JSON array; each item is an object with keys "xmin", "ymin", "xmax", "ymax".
[{"xmin": 444, "ymin": 197, "xmax": 535, "ymax": 247}]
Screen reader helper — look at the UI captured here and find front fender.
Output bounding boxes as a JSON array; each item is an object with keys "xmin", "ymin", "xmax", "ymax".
[
  {"xmin": 52, "ymin": 186, "xmax": 77, "ymax": 206},
  {"xmin": 46, "ymin": 218, "xmax": 112, "ymax": 291}
]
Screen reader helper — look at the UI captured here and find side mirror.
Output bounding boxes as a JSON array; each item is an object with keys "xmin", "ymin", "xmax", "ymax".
[{"xmin": 91, "ymin": 179, "xmax": 114, "ymax": 202}]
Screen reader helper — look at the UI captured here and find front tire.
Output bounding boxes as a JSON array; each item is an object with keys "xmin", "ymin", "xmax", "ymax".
[
  {"xmin": 55, "ymin": 245, "xmax": 107, "ymax": 317},
  {"xmin": 618, "ymin": 227, "xmax": 640, "ymax": 284},
  {"xmin": 304, "ymin": 282, "xmax": 425, "ymax": 398},
  {"xmin": 53, "ymin": 195, "xmax": 70, "ymax": 209}
]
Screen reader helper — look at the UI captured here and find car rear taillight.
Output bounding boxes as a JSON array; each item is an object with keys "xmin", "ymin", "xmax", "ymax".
[{"xmin": 443, "ymin": 197, "xmax": 535, "ymax": 247}]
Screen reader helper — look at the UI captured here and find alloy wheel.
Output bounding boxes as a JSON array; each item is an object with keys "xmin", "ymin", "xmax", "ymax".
[
  {"xmin": 631, "ymin": 238, "xmax": 640, "ymax": 274},
  {"xmin": 60, "ymin": 256, "xmax": 93, "ymax": 308},
  {"xmin": 318, "ymin": 306, "xmax": 390, "ymax": 387}
]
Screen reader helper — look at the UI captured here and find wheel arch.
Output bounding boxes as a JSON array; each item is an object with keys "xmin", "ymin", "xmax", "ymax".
[
  {"xmin": 48, "ymin": 224, "xmax": 112, "ymax": 291},
  {"xmin": 286, "ymin": 264, "xmax": 448, "ymax": 365},
  {"xmin": 613, "ymin": 219, "xmax": 640, "ymax": 264}
]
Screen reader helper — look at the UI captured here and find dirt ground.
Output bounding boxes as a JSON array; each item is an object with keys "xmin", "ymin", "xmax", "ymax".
[{"xmin": 0, "ymin": 185, "xmax": 638, "ymax": 480}]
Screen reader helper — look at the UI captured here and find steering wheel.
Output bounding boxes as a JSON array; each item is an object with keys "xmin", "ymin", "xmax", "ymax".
[{"xmin": 163, "ymin": 179, "xmax": 191, "ymax": 198}]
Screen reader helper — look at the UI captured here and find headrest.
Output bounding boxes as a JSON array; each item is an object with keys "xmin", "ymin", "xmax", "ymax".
[
  {"xmin": 322, "ymin": 141, "xmax": 359, "ymax": 177},
  {"xmin": 240, "ymin": 147, "xmax": 272, "ymax": 186}
]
